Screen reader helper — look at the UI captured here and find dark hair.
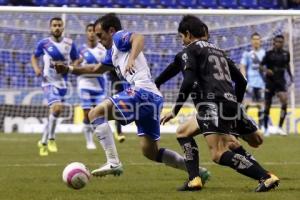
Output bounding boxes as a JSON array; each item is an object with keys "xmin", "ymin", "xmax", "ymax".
[
  {"xmin": 86, "ymin": 23, "xmax": 94, "ymax": 31},
  {"xmin": 178, "ymin": 15, "xmax": 206, "ymax": 38},
  {"xmin": 274, "ymin": 34, "xmax": 284, "ymax": 40},
  {"xmin": 251, "ymin": 32, "xmax": 261, "ymax": 38},
  {"xmin": 94, "ymin": 13, "xmax": 122, "ymax": 32},
  {"xmin": 50, "ymin": 17, "xmax": 63, "ymax": 26}
]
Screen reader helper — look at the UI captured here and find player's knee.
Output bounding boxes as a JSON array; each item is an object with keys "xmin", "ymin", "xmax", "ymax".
[
  {"xmin": 211, "ymin": 151, "xmax": 224, "ymax": 163},
  {"xmin": 281, "ymin": 104, "xmax": 287, "ymax": 111},
  {"xmin": 88, "ymin": 108, "xmax": 97, "ymax": 122},
  {"xmin": 142, "ymin": 148, "xmax": 156, "ymax": 161},
  {"xmin": 176, "ymin": 126, "xmax": 187, "ymax": 138}
]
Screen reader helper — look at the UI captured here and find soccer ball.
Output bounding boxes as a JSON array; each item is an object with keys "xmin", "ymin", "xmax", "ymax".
[{"xmin": 62, "ymin": 162, "xmax": 91, "ymax": 190}]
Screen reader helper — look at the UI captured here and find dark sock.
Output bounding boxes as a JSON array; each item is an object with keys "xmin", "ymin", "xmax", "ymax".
[
  {"xmin": 115, "ymin": 121, "xmax": 122, "ymax": 135},
  {"xmin": 177, "ymin": 137, "xmax": 199, "ymax": 180},
  {"xmin": 264, "ymin": 114, "xmax": 269, "ymax": 130},
  {"xmin": 279, "ymin": 105, "xmax": 287, "ymax": 128},
  {"xmin": 219, "ymin": 151, "xmax": 269, "ymax": 180},
  {"xmin": 258, "ymin": 109, "xmax": 264, "ymax": 129},
  {"xmin": 232, "ymin": 146, "xmax": 268, "ymax": 174}
]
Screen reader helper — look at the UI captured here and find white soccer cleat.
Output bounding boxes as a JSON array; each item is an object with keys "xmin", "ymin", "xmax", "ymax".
[
  {"xmin": 86, "ymin": 142, "xmax": 97, "ymax": 150},
  {"xmin": 264, "ymin": 129, "xmax": 270, "ymax": 137},
  {"xmin": 92, "ymin": 162, "xmax": 123, "ymax": 177},
  {"xmin": 276, "ymin": 127, "xmax": 287, "ymax": 136}
]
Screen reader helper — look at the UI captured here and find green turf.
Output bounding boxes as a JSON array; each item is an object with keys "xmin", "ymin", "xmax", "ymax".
[{"xmin": 0, "ymin": 133, "xmax": 300, "ymax": 200}]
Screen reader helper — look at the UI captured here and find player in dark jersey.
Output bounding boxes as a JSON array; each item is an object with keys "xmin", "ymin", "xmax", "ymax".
[
  {"xmin": 261, "ymin": 35, "xmax": 293, "ymax": 136},
  {"xmin": 155, "ymin": 47, "xmax": 263, "ymax": 148},
  {"xmin": 161, "ymin": 15, "xmax": 279, "ymax": 192}
]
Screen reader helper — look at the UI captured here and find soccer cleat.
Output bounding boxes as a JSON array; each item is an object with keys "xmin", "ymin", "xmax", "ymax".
[
  {"xmin": 264, "ymin": 129, "xmax": 270, "ymax": 137},
  {"xmin": 47, "ymin": 139, "xmax": 58, "ymax": 152},
  {"xmin": 86, "ymin": 142, "xmax": 97, "ymax": 150},
  {"xmin": 255, "ymin": 174, "xmax": 280, "ymax": 192},
  {"xmin": 114, "ymin": 132, "xmax": 126, "ymax": 143},
  {"xmin": 37, "ymin": 141, "xmax": 48, "ymax": 156},
  {"xmin": 199, "ymin": 167, "xmax": 211, "ymax": 185},
  {"xmin": 92, "ymin": 162, "xmax": 123, "ymax": 177},
  {"xmin": 276, "ymin": 127, "xmax": 287, "ymax": 136},
  {"xmin": 177, "ymin": 176, "xmax": 203, "ymax": 191}
]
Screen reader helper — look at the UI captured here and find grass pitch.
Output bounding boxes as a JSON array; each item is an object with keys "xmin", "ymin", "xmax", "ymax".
[{"xmin": 0, "ymin": 133, "xmax": 300, "ymax": 200}]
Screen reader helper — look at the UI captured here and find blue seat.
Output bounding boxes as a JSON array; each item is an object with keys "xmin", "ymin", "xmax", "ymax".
[
  {"xmin": 219, "ymin": 0, "xmax": 239, "ymax": 8},
  {"xmin": 51, "ymin": 0, "xmax": 68, "ymax": 6},
  {"xmin": 75, "ymin": 0, "xmax": 93, "ymax": 7},
  {"xmin": 138, "ymin": 0, "xmax": 158, "ymax": 8},
  {"xmin": 33, "ymin": 0, "xmax": 49, "ymax": 6},
  {"xmin": 239, "ymin": 0, "xmax": 258, "ymax": 8},
  {"xmin": 199, "ymin": 0, "xmax": 218, "ymax": 8},
  {"xmin": 0, "ymin": 0, "xmax": 8, "ymax": 5},
  {"xmin": 114, "ymin": 0, "xmax": 136, "ymax": 7},
  {"xmin": 259, "ymin": 0, "xmax": 279, "ymax": 9},
  {"xmin": 179, "ymin": 0, "xmax": 197, "ymax": 8},
  {"xmin": 94, "ymin": 0, "xmax": 113, "ymax": 7},
  {"xmin": 160, "ymin": 0, "xmax": 178, "ymax": 8}
]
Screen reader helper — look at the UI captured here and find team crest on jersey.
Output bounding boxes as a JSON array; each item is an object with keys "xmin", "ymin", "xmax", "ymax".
[
  {"xmin": 48, "ymin": 46, "xmax": 54, "ymax": 52},
  {"xmin": 182, "ymin": 53, "xmax": 188, "ymax": 62}
]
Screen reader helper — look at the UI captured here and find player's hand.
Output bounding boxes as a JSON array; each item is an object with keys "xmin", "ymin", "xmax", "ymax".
[
  {"xmin": 266, "ymin": 69, "xmax": 273, "ymax": 76},
  {"xmin": 160, "ymin": 112, "xmax": 175, "ymax": 125},
  {"xmin": 34, "ymin": 68, "xmax": 42, "ymax": 77},
  {"xmin": 125, "ymin": 59, "xmax": 135, "ymax": 75},
  {"xmin": 54, "ymin": 62, "xmax": 69, "ymax": 74}
]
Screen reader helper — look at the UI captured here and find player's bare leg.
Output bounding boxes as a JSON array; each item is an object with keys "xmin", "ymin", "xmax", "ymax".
[
  {"xmin": 38, "ymin": 102, "xmax": 62, "ymax": 156},
  {"xmin": 83, "ymin": 109, "xmax": 96, "ymax": 150},
  {"xmin": 205, "ymin": 134, "xmax": 279, "ymax": 192},
  {"xmin": 88, "ymin": 99, "xmax": 123, "ymax": 177}
]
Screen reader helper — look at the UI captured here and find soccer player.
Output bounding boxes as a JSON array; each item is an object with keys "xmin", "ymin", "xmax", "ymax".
[
  {"xmin": 77, "ymin": 23, "xmax": 107, "ymax": 149},
  {"xmin": 106, "ymin": 70, "xmax": 126, "ymax": 143},
  {"xmin": 54, "ymin": 13, "xmax": 210, "ymax": 182},
  {"xmin": 31, "ymin": 17, "xmax": 79, "ymax": 156},
  {"xmin": 261, "ymin": 35, "xmax": 293, "ymax": 136},
  {"xmin": 240, "ymin": 33, "xmax": 265, "ymax": 130},
  {"xmin": 161, "ymin": 15, "xmax": 279, "ymax": 192}
]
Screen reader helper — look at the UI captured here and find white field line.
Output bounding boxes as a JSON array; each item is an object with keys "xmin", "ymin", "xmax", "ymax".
[{"xmin": 1, "ymin": 161, "xmax": 300, "ymax": 168}]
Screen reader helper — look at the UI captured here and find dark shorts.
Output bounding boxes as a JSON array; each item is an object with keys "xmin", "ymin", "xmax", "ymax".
[
  {"xmin": 265, "ymin": 82, "xmax": 287, "ymax": 99},
  {"xmin": 196, "ymin": 101, "xmax": 238, "ymax": 136},
  {"xmin": 235, "ymin": 105, "xmax": 258, "ymax": 136},
  {"xmin": 251, "ymin": 87, "xmax": 264, "ymax": 102}
]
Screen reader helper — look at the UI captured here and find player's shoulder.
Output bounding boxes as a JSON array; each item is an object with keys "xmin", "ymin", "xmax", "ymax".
[
  {"xmin": 113, "ymin": 30, "xmax": 132, "ymax": 42},
  {"xmin": 96, "ymin": 43, "xmax": 106, "ymax": 52},
  {"xmin": 37, "ymin": 37, "xmax": 51, "ymax": 45},
  {"xmin": 62, "ymin": 37, "xmax": 74, "ymax": 45},
  {"xmin": 79, "ymin": 44, "xmax": 88, "ymax": 54}
]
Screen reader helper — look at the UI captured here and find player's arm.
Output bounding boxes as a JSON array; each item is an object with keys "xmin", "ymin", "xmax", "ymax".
[
  {"xmin": 260, "ymin": 52, "xmax": 273, "ymax": 76},
  {"xmin": 155, "ymin": 53, "xmax": 182, "ymax": 89},
  {"xmin": 31, "ymin": 40, "xmax": 44, "ymax": 76},
  {"xmin": 55, "ymin": 63, "xmax": 113, "ymax": 75},
  {"xmin": 126, "ymin": 33, "xmax": 144, "ymax": 74},
  {"xmin": 239, "ymin": 51, "xmax": 247, "ymax": 77},
  {"xmin": 227, "ymin": 57, "xmax": 247, "ymax": 103},
  {"xmin": 161, "ymin": 51, "xmax": 197, "ymax": 125},
  {"xmin": 286, "ymin": 51, "xmax": 294, "ymax": 83}
]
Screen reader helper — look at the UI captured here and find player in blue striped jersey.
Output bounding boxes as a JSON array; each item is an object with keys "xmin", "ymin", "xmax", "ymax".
[
  {"xmin": 240, "ymin": 33, "xmax": 265, "ymax": 130},
  {"xmin": 31, "ymin": 17, "xmax": 79, "ymax": 156},
  {"xmin": 77, "ymin": 23, "xmax": 107, "ymax": 150}
]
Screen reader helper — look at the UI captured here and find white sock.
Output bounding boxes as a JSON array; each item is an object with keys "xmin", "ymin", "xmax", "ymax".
[
  {"xmin": 48, "ymin": 114, "xmax": 58, "ymax": 140},
  {"xmin": 83, "ymin": 123, "xmax": 94, "ymax": 144},
  {"xmin": 41, "ymin": 124, "xmax": 48, "ymax": 144},
  {"xmin": 95, "ymin": 123, "xmax": 120, "ymax": 165},
  {"xmin": 158, "ymin": 148, "xmax": 186, "ymax": 170},
  {"xmin": 158, "ymin": 148, "xmax": 207, "ymax": 173}
]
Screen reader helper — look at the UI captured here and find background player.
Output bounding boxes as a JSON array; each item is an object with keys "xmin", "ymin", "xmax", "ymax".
[
  {"xmin": 31, "ymin": 17, "xmax": 79, "ymax": 156},
  {"xmin": 161, "ymin": 15, "xmax": 279, "ymax": 192},
  {"xmin": 261, "ymin": 35, "xmax": 293, "ymax": 136},
  {"xmin": 77, "ymin": 23, "xmax": 107, "ymax": 149},
  {"xmin": 55, "ymin": 13, "xmax": 210, "ymax": 183},
  {"xmin": 240, "ymin": 32, "xmax": 265, "ymax": 130}
]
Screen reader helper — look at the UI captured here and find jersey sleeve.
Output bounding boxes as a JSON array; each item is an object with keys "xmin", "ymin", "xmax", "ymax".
[
  {"xmin": 227, "ymin": 57, "xmax": 247, "ymax": 103},
  {"xmin": 240, "ymin": 51, "xmax": 248, "ymax": 66},
  {"xmin": 70, "ymin": 42, "xmax": 79, "ymax": 61},
  {"xmin": 33, "ymin": 40, "xmax": 44, "ymax": 57},
  {"xmin": 113, "ymin": 30, "xmax": 133, "ymax": 52},
  {"xmin": 154, "ymin": 52, "xmax": 183, "ymax": 88},
  {"xmin": 101, "ymin": 48, "xmax": 113, "ymax": 66},
  {"xmin": 172, "ymin": 50, "xmax": 198, "ymax": 116}
]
